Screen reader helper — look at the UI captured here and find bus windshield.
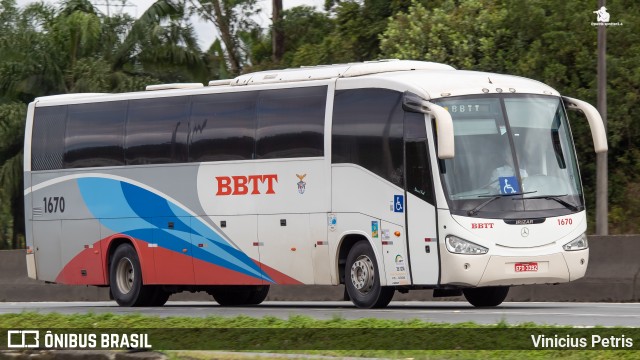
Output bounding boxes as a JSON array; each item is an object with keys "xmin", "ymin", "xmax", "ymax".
[{"xmin": 434, "ymin": 94, "xmax": 584, "ymax": 218}]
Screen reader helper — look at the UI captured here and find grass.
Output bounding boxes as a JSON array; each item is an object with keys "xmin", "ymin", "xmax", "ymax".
[{"xmin": 0, "ymin": 313, "xmax": 638, "ymax": 359}]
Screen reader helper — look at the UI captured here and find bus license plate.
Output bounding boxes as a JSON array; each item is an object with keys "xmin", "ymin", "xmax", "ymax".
[{"xmin": 515, "ymin": 262, "xmax": 538, "ymax": 272}]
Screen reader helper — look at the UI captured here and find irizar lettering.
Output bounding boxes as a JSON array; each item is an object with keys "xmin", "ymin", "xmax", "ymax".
[{"xmin": 216, "ymin": 174, "xmax": 278, "ymax": 195}]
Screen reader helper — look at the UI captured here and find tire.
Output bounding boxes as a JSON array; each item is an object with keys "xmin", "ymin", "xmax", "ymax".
[
  {"xmin": 144, "ymin": 287, "xmax": 170, "ymax": 307},
  {"xmin": 109, "ymin": 243, "xmax": 155, "ymax": 307},
  {"xmin": 209, "ymin": 285, "xmax": 268, "ymax": 306},
  {"xmin": 246, "ymin": 285, "xmax": 270, "ymax": 305},
  {"xmin": 463, "ymin": 286, "xmax": 509, "ymax": 307},
  {"xmin": 345, "ymin": 240, "xmax": 394, "ymax": 308}
]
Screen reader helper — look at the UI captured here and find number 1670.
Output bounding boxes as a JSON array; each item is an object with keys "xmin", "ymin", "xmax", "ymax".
[{"xmin": 43, "ymin": 196, "xmax": 65, "ymax": 213}]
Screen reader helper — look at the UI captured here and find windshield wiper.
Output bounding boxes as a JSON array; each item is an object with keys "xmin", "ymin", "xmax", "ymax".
[
  {"xmin": 467, "ymin": 191, "xmax": 537, "ymax": 216},
  {"xmin": 522, "ymin": 194, "xmax": 582, "ymax": 212}
]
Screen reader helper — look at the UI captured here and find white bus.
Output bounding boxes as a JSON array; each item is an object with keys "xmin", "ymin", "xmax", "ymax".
[{"xmin": 23, "ymin": 60, "xmax": 607, "ymax": 308}]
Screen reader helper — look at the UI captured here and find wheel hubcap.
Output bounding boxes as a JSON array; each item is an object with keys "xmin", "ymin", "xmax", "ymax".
[
  {"xmin": 116, "ymin": 258, "xmax": 134, "ymax": 294},
  {"xmin": 350, "ymin": 255, "xmax": 375, "ymax": 294}
]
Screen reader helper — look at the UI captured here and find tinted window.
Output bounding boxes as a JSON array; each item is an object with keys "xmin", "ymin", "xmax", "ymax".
[
  {"xmin": 64, "ymin": 102, "xmax": 126, "ymax": 168},
  {"xmin": 404, "ymin": 110, "xmax": 427, "ymax": 139},
  {"xmin": 189, "ymin": 91, "xmax": 257, "ymax": 162},
  {"xmin": 256, "ymin": 87, "xmax": 326, "ymax": 159},
  {"xmin": 32, "ymin": 106, "xmax": 67, "ymax": 171},
  {"xmin": 125, "ymin": 97, "xmax": 189, "ymax": 165},
  {"xmin": 405, "ymin": 140, "xmax": 434, "ymax": 204},
  {"xmin": 332, "ymin": 89, "xmax": 404, "ymax": 186},
  {"xmin": 404, "ymin": 111, "xmax": 434, "ymax": 204}
]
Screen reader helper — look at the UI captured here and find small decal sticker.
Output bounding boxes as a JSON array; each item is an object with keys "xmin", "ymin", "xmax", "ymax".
[
  {"xmin": 296, "ymin": 174, "xmax": 307, "ymax": 194},
  {"xmin": 328, "ymin": 213, "xmax": 337, "ymax": 231},
  {"xmin": 499, "ymin": 176, "xmax": 520, "ymax": 194},
  {"xmin": 381, "ymin": 229, "xmax": 390, "ymax": 241},
  {"xmin": 395, "ymin": 255, "xmax": 406, "ymax": 271},
  {"xmin": 371, "ymin": 221, "xmax": 379, "ymax": 238},
  {"xmin": 390, "ymin": 254, "xmax": 409, "ymax": 285},
  {"xmin": 393, "ymin": 195, "xmax": 404, "ymax": 213}
]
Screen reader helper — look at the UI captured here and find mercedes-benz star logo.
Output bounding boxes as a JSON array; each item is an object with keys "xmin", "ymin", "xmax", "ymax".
[{"xmin": 521, "ymin": 227, "xmax": 530, "ymax": 237}]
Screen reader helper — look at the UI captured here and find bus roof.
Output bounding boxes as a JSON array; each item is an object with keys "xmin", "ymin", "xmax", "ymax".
[
  {"xmin": 33, "ymin": 60, "xmax": 560, "ymax": 105},
  {"xmin": 372, "ymin": 69, "xmax": 560, "ymax": 98},
  {"xmin": 230, "ymin": 59, "xmax": 455, "ymax": 85}
]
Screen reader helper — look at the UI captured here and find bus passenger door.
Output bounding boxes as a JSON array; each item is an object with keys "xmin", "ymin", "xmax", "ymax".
[
  {"xmin": 404, "ymin": 138, "xmax": 440, "ymax": 285},
  {"xmin": 257, "ymin": 214, "xmax": 314, "ymax": 285}
]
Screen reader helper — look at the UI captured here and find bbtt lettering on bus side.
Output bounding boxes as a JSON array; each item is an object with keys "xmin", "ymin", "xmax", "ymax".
[{"xmin": 215, "ymin": 174, "xmax": 278, "ymax": 195}]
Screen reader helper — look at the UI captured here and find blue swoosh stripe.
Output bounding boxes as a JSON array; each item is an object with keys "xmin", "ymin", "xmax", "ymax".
[{"xmin": 76, "ymin": 177, "xmax": 272, "ymax": 282}]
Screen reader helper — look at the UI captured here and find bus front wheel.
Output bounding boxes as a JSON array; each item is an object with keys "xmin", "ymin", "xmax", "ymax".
[
  {"xmin": 109, "ymin": 243, "xmax": 155, "ymax": 307},
  {"xmin": 345, "ymin": 241, "xmax": 394, "ymax": 308},
  {"xmin": 463, "ymin": 286, "xmax": 509, "ymax": 307}
]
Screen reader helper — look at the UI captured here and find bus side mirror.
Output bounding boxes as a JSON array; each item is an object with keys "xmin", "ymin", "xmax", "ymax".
[
  {"xmin": 403, "ymin": 92, "xmax": 455, "ymax": 159},
  {"xmin": 562, "ymin": 96, "xmax": 608, "ymax": 153}
]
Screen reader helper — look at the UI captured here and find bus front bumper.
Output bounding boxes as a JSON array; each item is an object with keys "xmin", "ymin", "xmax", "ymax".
[{"xmin": 439, "ymin": 248, "xmax": 589, "ymax": 287}]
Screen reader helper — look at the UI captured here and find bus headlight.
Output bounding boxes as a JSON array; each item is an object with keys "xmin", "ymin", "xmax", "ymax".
[
  {"xmin": 563, "ymin": 233, "xmax": 588, "ymax": 251},
  {"xmin": 445, "ymin": 235, "xmax": 488, "ymax": 255}
]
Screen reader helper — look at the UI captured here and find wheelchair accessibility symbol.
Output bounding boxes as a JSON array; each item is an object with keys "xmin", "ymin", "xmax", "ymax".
[
  {"xmin": 499, "ymin": 176, "xmax": 520, "ymax": 194},
  {"xmin": 393, "ymin": 195, "xmax": 404, "ymax": 213}
]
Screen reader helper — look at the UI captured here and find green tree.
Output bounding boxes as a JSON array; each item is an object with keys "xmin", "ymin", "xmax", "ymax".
[
  {"xmin": 380, "ymin": 0, "xmax": 508, "ymax": 69},
  {"xmin": 113, "ymin": 0, "xmax": 206, "ymax": 84},
  {"xmin": 248, "ymin": 5, "xmax": 333, "ymax": 70},
  {"xmin": 0, "ymin": 103, "xmax": 25, "ymax": 249},
  {"xmin": 0, "ymin": 0, "xmax": 208, "ymax": 248},
  {"xmin": 279, "ymin": 0, "xmax": 411, "ymax": 67},
  {"xmin": 189, "ymin": 0, "xmax": 260, "ymax": 76}
]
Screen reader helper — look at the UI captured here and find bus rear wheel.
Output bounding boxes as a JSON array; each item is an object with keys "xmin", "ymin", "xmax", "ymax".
[
  {"xmin": 463, "ymin": 286, "xmax": 509, "ymax": 307},
  {"xmin": 144, "ymin": 286, "xmax": 170, "ymax": 306},
  {"xmin": 345, "ymin": 241, "xmax": 394, "ymax": 308},
  {"xmin": 209, "ymin": 285, "xmax": 270, "ymax": 306},
  {"xmin": 109, "ymin": 243, "xmax": 156, "ymax": 307}
]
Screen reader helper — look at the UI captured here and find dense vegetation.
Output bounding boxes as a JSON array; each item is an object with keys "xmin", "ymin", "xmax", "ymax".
[{"xmin": 1, "ymin": 0, "xmax": 639, "ymax": 248}]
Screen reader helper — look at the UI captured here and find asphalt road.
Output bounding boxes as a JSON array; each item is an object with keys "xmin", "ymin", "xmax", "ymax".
[{"xmin": 1, "ymin": 301, "xmax": 639, "ymax": 327}]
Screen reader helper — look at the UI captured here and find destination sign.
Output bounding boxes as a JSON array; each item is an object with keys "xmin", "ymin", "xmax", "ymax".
[{"xmin": 445, "ymin": 104, "xmax": 491, "ymax": 113}]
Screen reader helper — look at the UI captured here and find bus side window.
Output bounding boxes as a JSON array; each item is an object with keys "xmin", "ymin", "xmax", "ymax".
[
  {"xmin": 33, "ymin": 106, "xmax": 67, "ymax": 171},
  {"xmin": 256, "ymin": 87, "xmax": 326, "ymax": 159},
  {"xmin": 332, "ymin": 88, "xmax": 404, "ymax": 187},
  {"xmin": 403, "ymin": 111, "xmax": 434, "ymax": 204},
  {"xmin": 189, "ymin": 91, "xmax": 257, "ymax": 162},
  {"xmin": 125, "ymin": 97, "xmax": 189, "ymax": 165},
  {"xmin": 405, "ymin": 140, "xmax": 435, "ymax": 205},
  {"xmin": 64, "ymin": 102, "xmax": 126, "ymax": 169}
]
